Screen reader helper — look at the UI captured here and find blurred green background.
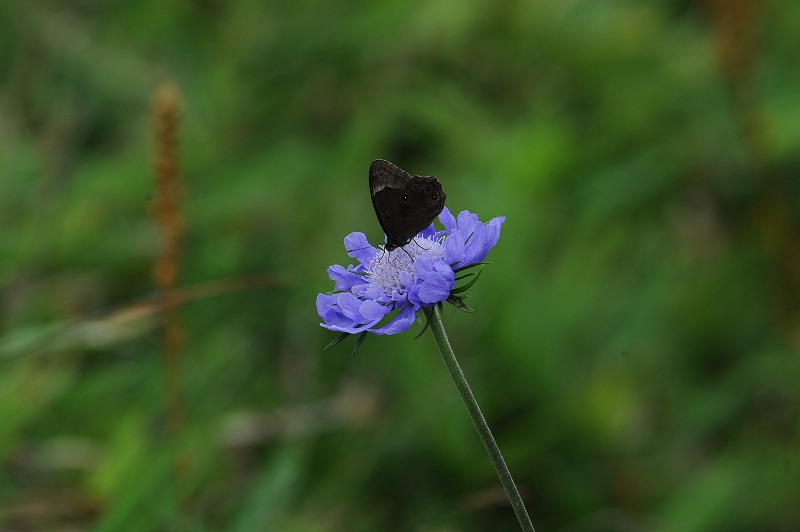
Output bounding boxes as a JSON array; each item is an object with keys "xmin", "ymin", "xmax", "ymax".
[{"xmin": 2, "ymin": 1, "xmax": 799, "ymax": 530}]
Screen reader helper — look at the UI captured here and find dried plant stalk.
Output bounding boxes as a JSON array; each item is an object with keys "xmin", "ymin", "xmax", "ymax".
[{"xmin": 151, "ymin": 83, "xmax": 188, "ymax": 464}]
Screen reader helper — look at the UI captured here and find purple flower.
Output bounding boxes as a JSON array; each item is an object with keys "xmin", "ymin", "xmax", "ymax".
[{"xmin": 317, "ymin": 207, "xmax": 505, "ymax": 336}]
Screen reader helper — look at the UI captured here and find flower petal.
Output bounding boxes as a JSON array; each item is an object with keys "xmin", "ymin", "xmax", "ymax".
[
  {"xmin": 462, "ymin": 215, "xmax": 505, "ymax": 266},
  {"xmin": 337, "ymin": 292, "xmax": 367, "ymax": 322},
  {"xmin": 456, "ymin": 210, "xmax": 482, "ymax": 240},
  {"xmin": 317, "ymin": 294, "xmax": 363, "ymax": 331},
  {"xmin": 438, "ymin": 207, "xmax": 456, "ymax": 236},
  {"xmin": 316, "ymin": 293, "xmax": 339, "ymax": 320},
  {"xmin": 327, "ymin": 265, "xmax": 364, "ymax": 291},
  {"xmin": 360, "ymin": 299, "xmax": 392, "ymax": 321},
  {"xmin": 320, "ymin": 319, "xmax": 381, "ymax": 334},
  {"xmin": 413, "ymin": 255, "xmax": 455, "ymax": 305},
  {"xmin": 372, "ymin": 305, "xmax": 416, "ymax": 335},
  {"xmin": 345, "ymin": 232, "xmax": 377, "ymax": 265},
  {"xmin": 445, "ymin": 232, "xmax": 466, "ymax": 266}
]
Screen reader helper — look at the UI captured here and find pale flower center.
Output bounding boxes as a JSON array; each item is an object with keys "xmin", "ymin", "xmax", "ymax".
[{"xmin": 366, "ymin": 236, "xmax": 445, "ymax": 297}]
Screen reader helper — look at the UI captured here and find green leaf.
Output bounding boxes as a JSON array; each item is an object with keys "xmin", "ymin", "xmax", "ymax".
[
  {"xmin": 446, "ymin": 295, "xmax": 474, "ymax": 312},
  {"xmin": 464, "ymin": 230, "xmax": 475, "ymax": 245},
  {"xmin": 324, "ymin": 331, "xmax": 351, "ymax": 351},
  {"xmin": 351, "ymin": 331, "xmax": 368, "ymax": 355},
  {"xmin": 451, "ymin": 265, "xmax": 484, "ymax": 294},
  {"xmin": 414, "ymin": 308, "xmax": 434, "ymax": 339},
  {"xmin": 452, "ymin": 261, "xmax": 492, "ymax": 273}
]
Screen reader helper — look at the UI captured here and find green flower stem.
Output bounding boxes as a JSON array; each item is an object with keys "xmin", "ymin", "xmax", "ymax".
[{"xmin": 428, "ymin": 305, "xmax": 536, "ymax": 532}]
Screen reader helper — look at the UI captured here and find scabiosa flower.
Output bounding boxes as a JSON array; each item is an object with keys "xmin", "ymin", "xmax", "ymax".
[{"xmin": 317, "ymin": 207, "xmax": 505, "ymax": 341}]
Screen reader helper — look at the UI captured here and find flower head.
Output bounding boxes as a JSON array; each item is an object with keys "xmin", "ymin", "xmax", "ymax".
[{"xmin": 317, "ymin": 207, "xmax": 505, "ymax": 337}]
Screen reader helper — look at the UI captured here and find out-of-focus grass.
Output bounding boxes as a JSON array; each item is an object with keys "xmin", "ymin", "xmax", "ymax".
[{"xmin": 1, "ymin": 1, "xmax": 799, "ymax": 530}]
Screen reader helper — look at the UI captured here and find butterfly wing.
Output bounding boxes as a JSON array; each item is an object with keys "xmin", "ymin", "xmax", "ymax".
[
  {"xmin": 369, "ymin": 160, "xmax": 446, "ymax": 250},
  {"xmin": 370, "ymin": 159, "xmax": 412, "ymax": 249},
  {"xmin": 395, "ymin": 176, "xmax": 445, "ymax": 242}
]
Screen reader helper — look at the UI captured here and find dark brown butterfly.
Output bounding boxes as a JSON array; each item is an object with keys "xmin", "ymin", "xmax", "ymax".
[{"xmin": 369, "ymin": 159, "xmax": 446, "ymax": 251}]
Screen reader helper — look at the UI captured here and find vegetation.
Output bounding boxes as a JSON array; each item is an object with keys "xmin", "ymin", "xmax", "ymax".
[{"xmin": 1, "ymin": 1, "xmax": 798, "ymax": 530}]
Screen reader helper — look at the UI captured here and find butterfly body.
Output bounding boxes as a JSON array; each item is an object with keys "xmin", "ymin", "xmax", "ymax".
[{"xmin": 369, "ymin": 159, "xmax": 446, "ymax": 251}]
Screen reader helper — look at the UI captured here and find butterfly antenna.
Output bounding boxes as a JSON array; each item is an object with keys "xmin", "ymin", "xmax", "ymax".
[
  {"xmin": 411, "ymin": 238, "xmax": 432, "ymax": 252},
  {"xmin": 345, "ymin": 244, "xmax": 376, "ymax": 255}
]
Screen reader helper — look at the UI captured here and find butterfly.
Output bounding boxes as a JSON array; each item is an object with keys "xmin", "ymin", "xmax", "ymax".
[{"xmin": 369, "ymin": 159, "xmax": 446, "ymax": 251}]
